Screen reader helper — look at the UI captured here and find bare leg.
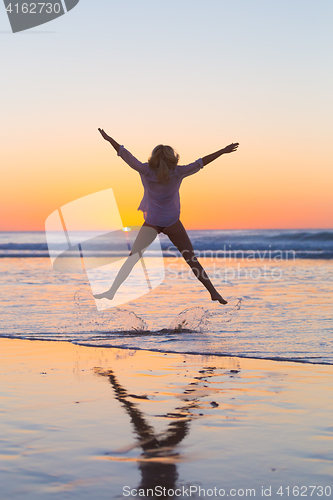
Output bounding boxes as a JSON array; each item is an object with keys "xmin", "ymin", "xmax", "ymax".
[
  {"xmin": 93, "ymin": 225, "xmax": 158, "ymax": 300},
  {"xmin": 163, "ymin": 221, "xmax": 227, "ymax": 304}
]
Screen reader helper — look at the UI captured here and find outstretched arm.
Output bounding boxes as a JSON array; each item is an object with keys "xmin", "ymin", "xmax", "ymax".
[
  {"xmin": 202, "ymin": 143, "xmax": 239, "ymax": 166},
  {"xmin": 98, "ymin": 128, "xmax": 120, "ymax": 153},
  {"xmin": 98, "ymin": 128, "xmax": 149, "ymax": 175}
]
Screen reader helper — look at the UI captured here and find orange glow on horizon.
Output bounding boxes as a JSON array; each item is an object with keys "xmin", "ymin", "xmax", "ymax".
[{"xmin": 1, "ymin": 134, "xmax": 333, "ymax": 231}]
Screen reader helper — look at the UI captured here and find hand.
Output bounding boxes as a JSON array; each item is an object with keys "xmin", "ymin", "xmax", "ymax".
[
  {"xmin": 98, "ymin": 128, "xmax": 111, "ymax": 142},
  {"xmin": 223, "ymin": 143, "xmax": 239, "ymax": 154}
]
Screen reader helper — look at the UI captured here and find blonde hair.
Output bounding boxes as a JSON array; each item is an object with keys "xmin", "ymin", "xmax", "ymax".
[{"xmin": 148, "ymin": 145, "xmax": 180, "ymax": 184}]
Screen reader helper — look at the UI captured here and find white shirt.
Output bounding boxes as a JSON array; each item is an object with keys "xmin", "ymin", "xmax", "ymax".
[{"xmin": 117, "ymin": 146, "xmax": 204, "ymax": 227}]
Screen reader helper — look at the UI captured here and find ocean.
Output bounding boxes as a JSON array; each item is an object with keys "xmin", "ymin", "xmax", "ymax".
[{"xmin": 1, "ymin": 229, "xmax": 332, "ymax": 364}]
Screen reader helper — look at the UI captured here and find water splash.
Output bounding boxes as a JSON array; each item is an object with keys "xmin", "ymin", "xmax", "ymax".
[
  {"xmin": 74, "ymin": 287, "xmax": 92, "ymax": 307},
  {"xmin": 169, "ymin": 298, "xmax": 243, "ymax": 333},
  {"xmin": 73, "ymin": 286, "xmax": 149, "ymax": 333},
  {"xmin": 113, "ymin": 308, "xmax": 149, "ymax": 333},
  {"xmin": 73, "ymin": 287, "xmax": 242, "ymax": 335},
  {"xmin": 169, "ymin": 307, "xmax": 211, "ymax": 332},
  {"xmin": 208, "ymin": 298, "xmax": 243, "ymax": 323}
]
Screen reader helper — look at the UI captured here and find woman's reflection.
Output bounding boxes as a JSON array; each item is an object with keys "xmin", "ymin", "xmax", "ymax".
[{"xmin": 95, "ymin": 365, "xmax": 215, "ymax": 498}]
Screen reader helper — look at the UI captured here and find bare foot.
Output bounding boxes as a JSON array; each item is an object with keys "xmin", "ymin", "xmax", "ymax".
[
  {"xmin": 93, "ymin": 290, "xmax": 115, "ymax": 300},
  {"xmin": 211, "ymin": 293, "xmax": 228, "ymax": 305}
]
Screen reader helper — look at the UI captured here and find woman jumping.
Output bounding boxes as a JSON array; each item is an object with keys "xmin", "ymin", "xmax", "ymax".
[{"xmin": 94, "ymin": 129, "xmax": 239, "ymax": 304}]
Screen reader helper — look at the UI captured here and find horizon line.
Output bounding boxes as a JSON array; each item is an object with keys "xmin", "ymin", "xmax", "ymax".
[{"xmin": 1, "ymin": 227, "xmax": 333, "ymax": 233}]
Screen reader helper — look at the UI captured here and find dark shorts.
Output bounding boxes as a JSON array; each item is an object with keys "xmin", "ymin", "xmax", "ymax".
[
  {"xmin": 141, "ymin": 220, "xmax": 194, "ymax": 256},
  {"xmin": 143, "ymin": 220, "xmax": 179, "ymax": 235}
]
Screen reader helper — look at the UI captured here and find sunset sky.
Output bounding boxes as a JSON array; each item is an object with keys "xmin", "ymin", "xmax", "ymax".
[{"xmin": 1, "ymin": 0, "xmax": 332, "ymax": 230}]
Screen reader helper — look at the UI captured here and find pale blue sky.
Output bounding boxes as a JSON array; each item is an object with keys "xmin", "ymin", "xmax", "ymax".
[{"xmin": 2, "ymin": 0, "xmax": 332, "ymax": 143}]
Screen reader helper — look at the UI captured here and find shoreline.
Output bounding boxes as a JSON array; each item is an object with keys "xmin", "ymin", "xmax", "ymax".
[
  {"xmin": 1, "ymin": 256, "xmax": 332, "ymax": 366},
  {"xmin": 1, "ymin": 335, "xmax": 332, "ymax": 366}
]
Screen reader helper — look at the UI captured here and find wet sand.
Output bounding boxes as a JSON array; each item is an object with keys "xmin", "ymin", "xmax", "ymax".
[{"xmin": 1, "ymin": 338, "xmax": 333, "ymax": 499}]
